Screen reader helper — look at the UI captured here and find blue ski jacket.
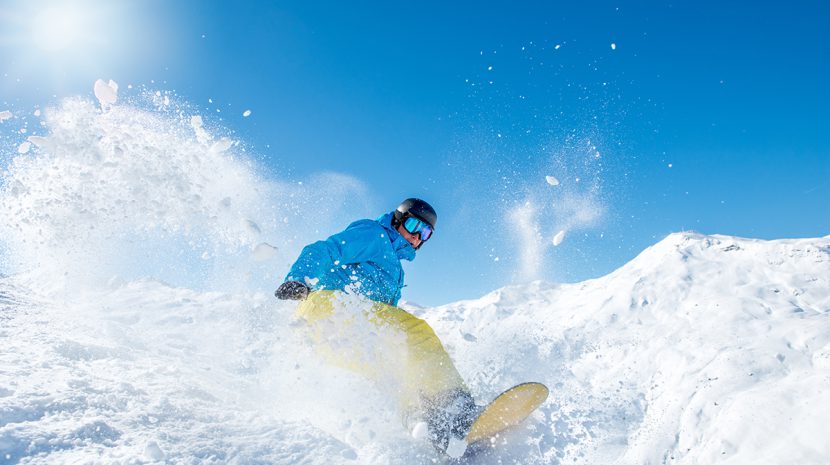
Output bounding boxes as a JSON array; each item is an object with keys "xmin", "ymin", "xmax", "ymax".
[{"xmin": 284, "ymin": 212, "xmax": 416, "ymax": 306}]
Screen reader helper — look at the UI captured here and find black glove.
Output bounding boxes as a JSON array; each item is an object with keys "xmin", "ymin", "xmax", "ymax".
[{"xmin": 275, "ymin": 281, "xmax": 310, "ymax": 300}]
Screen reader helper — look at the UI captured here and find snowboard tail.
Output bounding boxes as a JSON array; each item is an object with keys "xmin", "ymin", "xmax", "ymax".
[
  {"xmin": 441, "ymin": 382, "xmax": 549, "ymax": 459},
  {"xmin": 465, "ymin": 382, "xmax": 549, "ymax": 444}
]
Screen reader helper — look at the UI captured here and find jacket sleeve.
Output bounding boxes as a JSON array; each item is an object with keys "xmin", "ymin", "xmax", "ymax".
[
  {"xmin": 284, "ymin": 239, "xmax": 337, "ymax": 288},
  {"xmin": 284, "ymin": 220, "xmax": 388, "ymax": 289}
]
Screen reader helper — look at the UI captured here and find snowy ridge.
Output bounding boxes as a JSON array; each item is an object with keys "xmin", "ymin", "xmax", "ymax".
[
  {"xmin": 1, "ymin": 232, "xmax": 829, "ymax": 464},
  {"xmin": 425, "ymin": 232, "xmax": 830, "ymax": 464}
]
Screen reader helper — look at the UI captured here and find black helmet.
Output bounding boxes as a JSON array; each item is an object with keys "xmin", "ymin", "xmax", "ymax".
[{"xmin": 393, "ymin": 198, "xmax": 437, "ymax": 229}]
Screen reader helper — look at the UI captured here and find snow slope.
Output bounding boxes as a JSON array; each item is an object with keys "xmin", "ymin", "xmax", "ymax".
[
  {"xmin": 2, "ymin": 233, "xmax": 828, "ymax": 465},
  {"xmin": 425, "ymin": 232, "xmax": 830, "ymax": 464},
  {"xmin": 2, "ymin": 92, "xmax": 829, "ymax": 465}
]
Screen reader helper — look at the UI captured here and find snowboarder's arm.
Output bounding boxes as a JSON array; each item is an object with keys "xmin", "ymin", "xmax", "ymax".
[
  {"xmin": 281, "ymin": 220, "xmax": 386, "ymax": 292},
  {"xmin": 327, "ymin": 221, "xmax": 387, "ymax": 265}
]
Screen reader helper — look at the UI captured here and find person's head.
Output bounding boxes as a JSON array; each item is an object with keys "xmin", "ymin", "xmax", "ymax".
[{"xmin": 392, "ymin": 198, "xmax": 436, "ymax": 250}]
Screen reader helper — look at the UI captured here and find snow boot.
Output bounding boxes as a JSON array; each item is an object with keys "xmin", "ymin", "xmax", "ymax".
[{"xmin": 421, "ymin": 388, "xmax": 481, "ymax": 457}]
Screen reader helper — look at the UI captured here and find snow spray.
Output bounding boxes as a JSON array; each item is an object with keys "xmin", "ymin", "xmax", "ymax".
[{"xmin": 0, "ymin": 86, "xmax": 371, "ymax": 294}]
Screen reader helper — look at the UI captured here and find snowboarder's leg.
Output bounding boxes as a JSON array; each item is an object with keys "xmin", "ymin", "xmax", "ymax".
[
  {"xmin": 294, "ymin": 290, "xmax": 475, "ymax": 451},
  {"xmin": 366, "ymin": 298, "xmax": 467, "ymax": 396},
  {"xmin": 295, "ymin": 290, "xmax": 467, "ymax": 395}
]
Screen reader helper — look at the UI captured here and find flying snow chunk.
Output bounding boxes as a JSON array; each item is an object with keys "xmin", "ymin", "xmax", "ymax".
[
  {"xmin": 0, "ymin": 110, "xmax": 11, "ymax": 121},
  {"xmin": 410, "ymin": 421, "xmax": 429, "ymax": 440},
  {"xmin": 144, "ymin": 441, "xmax": 165, "ymax": 461},
  {"xmin": 191, "ymin": 115, "xmax": 211, "ymax": 144},
  {"xmin": 545, "ymin": 175, "xmax": 560, "ymax": 186},
  {"xmin": 93, "ymin": 79, "xmax": 118, "ymax": 109},
  {"xmin": 191, "ymin": 115, "xmax": 203, "ymax": 129},
  {"xmin": 552, "ymin": 230, "xmax": 565, "ymax": 246},
  {"xmin": 27, "ymin": 136, "xmax": 49, "ymax": 150},
  {"xmin": 611, "ymin": 43, "xmax": 617, "ymax": 50},
  {"xmin": 252, "ymin": 242, "xmax": 278, "ymax": 261},
  {"xmin": 446, "ymin": 438, "xmax": 468, "ymax": 459},
  {"xmin": 17, "ymin": 141, "xmax": 31, "ymax": 154},
  {"xmin": 244, "ymin": 219, "xmax": 261, "ymax": 235},
  {"xmin": 209, "ymin": 137, "xmax": 234, "ymax": 153},
  {"xmin": 243, "ymin": 109, "xmax": 252, "ymax": 117}
]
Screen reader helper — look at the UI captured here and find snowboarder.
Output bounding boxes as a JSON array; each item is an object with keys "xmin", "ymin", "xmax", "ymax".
[{"xmin": 275, "ymin": 198, "xmax": 478, "ymax": 453}]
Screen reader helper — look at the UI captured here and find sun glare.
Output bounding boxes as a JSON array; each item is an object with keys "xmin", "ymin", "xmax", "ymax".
[
  {"xmin": 0, "ymin": 0, "xmax": 146, "ymax": 90},
  {"xmin": 31, "ymin": 5, "xmax": 87, "ymax": 52}
]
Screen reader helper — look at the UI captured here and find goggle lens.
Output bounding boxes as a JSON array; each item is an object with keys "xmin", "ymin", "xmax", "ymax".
[{"xmin": 403, "ymin": 217, "xmax": 433, "ymax": 241}]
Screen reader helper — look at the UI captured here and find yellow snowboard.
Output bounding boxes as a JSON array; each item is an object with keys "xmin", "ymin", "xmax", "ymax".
[{"xmin": 465, "ymin": 382, "xmax": 549, "ymax": 444}]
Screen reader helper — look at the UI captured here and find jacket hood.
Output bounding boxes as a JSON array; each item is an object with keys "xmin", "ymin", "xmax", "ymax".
[{"xmin": 378, "ymin": 212, "xmax": 416, "ymax": 261}]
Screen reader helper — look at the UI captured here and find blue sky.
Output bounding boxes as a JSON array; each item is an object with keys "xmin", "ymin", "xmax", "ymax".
[{"xmin": 1, "ymin": 1, "xmax": 828, "ymax": 305}]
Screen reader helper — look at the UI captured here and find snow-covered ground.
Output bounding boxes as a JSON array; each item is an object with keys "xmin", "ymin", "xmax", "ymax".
[
  {"xmin": 1, "ymin": 92, "xmax": 829, "ymax": 464},
  {"xmin": 2, "ymin": 233, "xmax": 829, "ymax": 465},
  {"xmin": 426, "ymin": 233, "xmax": 830, "ymax": 465}
]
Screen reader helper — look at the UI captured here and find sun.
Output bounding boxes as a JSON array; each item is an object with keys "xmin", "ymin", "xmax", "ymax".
[
  {"xmin": 0, "ymin": 0, "xmax": 149, "ymax": 98},
  {"xmin": 0, "ymin": 0, "xmax": 134, "ymax": 58},
  {"xmin": 31, "ymin": 4, "xmax": 87, "ymax": 52},
  {"xmin": 0, "ymin": 0, "xmax": 145, "ymax": 87}
]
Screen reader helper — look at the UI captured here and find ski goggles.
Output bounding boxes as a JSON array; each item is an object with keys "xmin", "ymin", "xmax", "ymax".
[{"xmin": 403, "ymin": 216, "xmax": 434, "ymax": 242}]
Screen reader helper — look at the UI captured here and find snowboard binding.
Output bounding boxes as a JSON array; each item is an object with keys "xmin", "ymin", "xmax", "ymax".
[
  {"xmin": 423, "ymin": 389, "xmax": 481, "ymax": 455},
  {"xmin": 405, "ymin": 389, "xmax": 480, "ymax": 457},
  {"xmin": 408, "ymin": 383, "xmax": 549, "ymax": 459}
]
